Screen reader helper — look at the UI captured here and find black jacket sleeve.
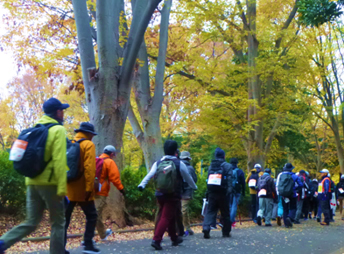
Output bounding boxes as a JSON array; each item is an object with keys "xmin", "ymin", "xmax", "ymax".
[
  {"xmin": 225, "ymin": 163, "xmax": 233, "ymax": 195},
  {"xmin": 239, "ymin": 170, "xmax": 246, "ymax": 195}
]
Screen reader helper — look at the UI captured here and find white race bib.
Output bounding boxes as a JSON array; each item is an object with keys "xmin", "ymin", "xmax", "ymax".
[
  {"xmin": 249, "ymin": 179, "xmax": 256, "ymax": 187},
  {"xmin": 208, "ymin": 174, "xmax": 222, "ymax": 186},
  {"xmin": 258, "ymin": 189, "xmax": 267, "ymax": 197},
  {"xmin": 9, "ymin": 140, "xmax": 28, "ymax": 162}
]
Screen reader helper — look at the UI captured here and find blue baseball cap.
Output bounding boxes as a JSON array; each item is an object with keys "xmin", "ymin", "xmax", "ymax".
[{"xmin": 43, "ymin": 98, "xmax": 70, "ymax": 114}]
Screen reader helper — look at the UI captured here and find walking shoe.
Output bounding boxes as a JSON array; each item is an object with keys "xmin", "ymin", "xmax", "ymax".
[
  {"xmin": 222, "ymin": 233, "xmax": 231, "ymax": 237},
  {"xmin": 316, "ymin": 217, "xmax": 320, "ymax": 222},
  {"xmin": 253, "ymin": 219, "xmax": 257, "ymax": 224},
  {"xmin": 151, "ymin": 240, "xmax": 162, "ymax": 250},
  {"xmin": 188, "ymin": 229, "xmax": 194, "ymax": 235},
  {"xmin": 257, "ymin": 216, "xmax": 262, "ymax": 226},
  {"xmin": 277, "ymin": 216, "xmax": 282, "ymax": 226},
  {"xmin": 294, "ymin": 221, "xmax": 301, "ymax": 224},
  {"xmin": 232, "ymin": 222, "xmax": 236, "ymax": 228},
  {"xmin": 183, "ymin": 230, "xmax": 189, "ymax": 237},
  {"xmin": 218, "ymin": 223, "xmax": 223, "ymax": 228},
  {"xmin": 101, "ymin": 229, "xmax": 113, "ymax": 241},
  {"xmin": 172, "ymin": 237, "xmax": 183, "ymax": 246},
  {"xmin": 203, "ymin": 230, "xmax": 210, "ymax": 239},
  {"xmin": 320, "ymin": 222, "xmax": 329, "ymax": 226},
  {"xmin": 65, "ymin": 251, "xmax": 70, "ymax": 254},
  {"xmin": 309, "ymin": 213, "xmax": 312, "ymax": 219},
  {"xmin": 210, "ymin": 225, "xmax": 217, "ymax": 230},
  {"xmin": 286, "ymin": 217, "xmax": 293, "ymax": 227},
  {"xmin": 330, "ymin": 219, "xmax": 335, "ymax": 222},
  {"xmin": 83, "ymin": 245, "xmax": 100, "ymax": 254},
  {"xmin": 265, "ymin": 224, "xmax": 272, "ymax": 227}
]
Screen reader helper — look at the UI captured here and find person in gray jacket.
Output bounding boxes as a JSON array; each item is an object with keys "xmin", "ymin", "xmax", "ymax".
[
  {"xmin": 180, "ymin": 151, "xmax": 197, "ymax": 236},
  {"xmin": 138, "ymin": 140, "xmax": 197, "ymax": 250}
]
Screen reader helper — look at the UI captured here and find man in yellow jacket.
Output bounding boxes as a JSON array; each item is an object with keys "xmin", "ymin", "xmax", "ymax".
[
  {"xmin": 95, "ymin": 145, "xmax": 124, "ymax": 240},
  {"xmin": 64, "ymin": 122, "xmax": 99, "ymax": 254},
  {"xmin": 0, "ymin": 98, "xmax": 69, "ymax": 254},
  {"xmin": 246, "ymin": 164, "xmax": 263, "ymax": 223}
]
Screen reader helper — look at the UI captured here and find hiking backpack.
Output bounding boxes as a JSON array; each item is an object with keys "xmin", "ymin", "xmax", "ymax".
[
  {"xmin": 232, "ymin": 168, "xmax": 241, "ymax": 193},
  {"xmin": 207, "ymin": 162, "xmax": 227, "ymax": 192},
  {"xmin": 9, "ymin": 123, "xmax": 58, "ymax": 178},
  {"xmin": 154, "ymin": 159, "xmax": 178, "ymax": 194},
  {"xmin": 66, "ymin": 139, "xmax": 86, "ymax": 182},
  {"xmin": 337, "ymin": 182, "xmax": 344, "ymax": 197},
  {"xmin": 248, "ymin": 173, "xmax": 258, "ymax": 190},
  {"xmin": 94, "ymin": 157, "xmax": 110, "ymax": 192},
  {"xmin": 278, "ymin": 173, "xmax": 294, "ymax": 197},
  {"xmin": 258, "ymin": 175, "xmax": 271, "ymax": 191}
]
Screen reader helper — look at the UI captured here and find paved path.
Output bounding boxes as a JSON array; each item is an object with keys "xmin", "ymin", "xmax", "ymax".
[{"xmin": 35, "ymin": 219, "xmax": 344, "ymax": 254}]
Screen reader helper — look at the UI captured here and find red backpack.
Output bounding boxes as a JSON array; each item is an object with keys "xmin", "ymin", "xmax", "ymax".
[{"xmin": 94, "ymin": 157, "xmax": 110, "ymax": 193}]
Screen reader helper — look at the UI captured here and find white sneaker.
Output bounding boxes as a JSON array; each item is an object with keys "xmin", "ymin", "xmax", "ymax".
[{"xmin": 101, "ymin": 229, "xmax": 113, "ymax": 241}]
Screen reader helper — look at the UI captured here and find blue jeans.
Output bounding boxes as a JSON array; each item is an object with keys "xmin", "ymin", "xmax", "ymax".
[{"xmin": 230, "ymin": 193, "xmax": 241, "ymax": 223}]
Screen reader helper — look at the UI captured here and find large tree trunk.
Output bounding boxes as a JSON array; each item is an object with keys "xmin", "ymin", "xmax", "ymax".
[
  {"xmin": 72, "ymin": 0, "xmax": 162, "ymax": 226},
  {"xmin": 329, "ymin": 116, "xmax": 344, "ymax": 173}
]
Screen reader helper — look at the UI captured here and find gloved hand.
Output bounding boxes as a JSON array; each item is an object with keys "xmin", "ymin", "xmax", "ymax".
[
  {"xmin": 85, "ymin": 191, "xmax": 92, "ymax": 202},
  {"xmin": 120, "ymin": 189, "xmax": 125, "ymax": 196},
  {"xmin": 138, "ymin": 186, "xmax": 144, "ymax": 192}
]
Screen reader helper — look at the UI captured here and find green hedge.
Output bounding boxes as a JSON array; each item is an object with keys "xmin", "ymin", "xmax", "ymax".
[{"xmin": 0, "ymin": 151, "xmax": 26, "ymax": 214}]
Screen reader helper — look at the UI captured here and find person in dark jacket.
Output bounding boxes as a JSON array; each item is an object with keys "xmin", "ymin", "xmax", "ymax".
[
  {"xmin": 310, "ymin": 179, "xmax": 319, "ymax": 219},
  {"xmin": 180, "ymin": 151, "xmax": 197, "ymax": 236},
  {"xmin": 203, "ymin": 148, "xmax": 232, "ymax": 239},
  {"xmin": 295, "ymin": 170, "xmax": 308, "ymax": 224},
  {"xmin": 336, "ymin": 175, "xmax": 344, "ymax": 220},
  {"xmin": 317, "ymin": 169, "xmax": 331, "ymax": 226},
  {"xmin": 138, "ymin": 140, "xmax": 197, "ymax": 250},
  {"xmin": 257, "ymin": 169, "xmax": 277, "ymax": 226},
  {"xmin": 229, "ymin": 158, "xmax": 245, "ymax": 227},
  {"xmin": 276, "ymin": 163, "xmax": 303, "ymax": 228}
]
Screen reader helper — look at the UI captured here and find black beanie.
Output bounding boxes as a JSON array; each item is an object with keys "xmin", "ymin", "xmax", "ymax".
[
  {"xmin": 215, "ymin": 147, "xmax": 225, "ymax": 159},
  {"xmin": 164, "ymin": 140, "xmax": 178, "ymax": 156}
]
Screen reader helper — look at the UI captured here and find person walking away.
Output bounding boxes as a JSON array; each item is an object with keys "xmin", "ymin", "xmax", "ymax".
[
  {"xmin": 257, "ymin": 169, "xmax": 277, "ymax": 227},
  {"xmin": 294, "ymin": 170, "xmax": 308, "ymax": 224},
  {"xmin": 64, "ymin": 122, "xmax": 99, "ymax": 254},
  {"xmin": 317, "ymin": 169, "xmax": 331, "ymax": 226},
  {"xmin": 246, "ymin": 164, "xmax": 261, "ymax": 223},
  {"xmin": 310, "ymin": 179, "xmax": 319, "ymax": 220},
  {"xmin": 0, "ymin": 98, "xmax": 69, "ymax": 254},
  {"xmin": 229, "ymin": 158, "xmax": 245, "ymax": 228},
  {"xmin": 138, "ymin": 140, "xmax": 197, "ymax": 251},
  {"xmin": 276, "ymin": 163, "xmax": 303, "ymax": 228},
  {"xmin": 336, "ymin": 175, "xmax": 344, "ymax": 220},
  {"xmin": 180, "ymin": 151, "xmax": 197, "ymax": 236},
  {"xmin": 327, "ymin": 173, "xmax": 336, "ymax": 222},
  {"xmin": 203, "ymin": 148, "xmax": 232, "ymax": 239},
  {"xmin": 95, "ymin": 145, "xmax": 125, "ymax": 240},
  {"xmin": 302, "ymin": 171, "xmax": 312, "ymax": 219}
]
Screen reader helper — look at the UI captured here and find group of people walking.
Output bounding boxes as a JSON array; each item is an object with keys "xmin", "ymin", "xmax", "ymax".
[
  {"xmin": 0, "ymin": 97, "xmax": 342, "ymax": 253},
  {"xmin": 1, "ymin": 98, "xmax": 124, "ymax": 254}
]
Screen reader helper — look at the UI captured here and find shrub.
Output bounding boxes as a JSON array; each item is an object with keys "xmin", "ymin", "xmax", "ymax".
[{"xmin": 0, "ymin": 151, "xmax": 26, "ymax": 214}]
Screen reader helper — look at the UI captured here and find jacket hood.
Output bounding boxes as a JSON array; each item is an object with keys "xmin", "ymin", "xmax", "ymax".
[
  {"xmin": 210, "ymin": 159, "xmax": 225, "ymax": 169},
  {"xmin": 74, "ymin": 131, "xmax": 92, "ymax": 141},
  {"xmin": 36, "ymin": 115, "xmax": 59, "ymax": 125},
  {"xmin": 251, "ymin": 168, "xmax": 258, "ymax": 173},
  {"xmin": 230, "ymin": 162, "xmax": 238, "ymax": 168}
]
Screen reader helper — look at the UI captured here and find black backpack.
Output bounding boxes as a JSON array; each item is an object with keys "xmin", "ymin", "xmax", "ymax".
[
  {"xmin": 337, "ymin": 181, "xmax": 344, "ymax": 197},
  {"xmin": 67, "ymin": 139, "xmax": 86, "ymax": 182},
  {"xmin": 207, "ymin": 162, "xmax": 227, "ymax": 192},
  {"xmin": 9, "ymin": 123, "xmax": 58, "ymax": 178},
  {"xmin": 258, "ymin": 175, "xmax": 271, "ymax": 192},
  {"xmin": 278, "ymin": 173, "xmax": 294, "ymax": 197}
]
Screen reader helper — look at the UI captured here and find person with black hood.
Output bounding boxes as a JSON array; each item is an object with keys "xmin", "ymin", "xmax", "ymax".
[
  {"xmin": 229, "ymin": 158, "xmax": 245, "ymax": 227},
  {"xmin": 310, "ymin": 179, "xmax": 319, "ymax": 220},
  {"xmin": 203, "ymin": 148, "xmax": 232, "ymax": 239},
  {"xmin": 294, "ymin": 170, "xmax": 308, "ymax": 224},
  {"xmin": 180, "ymin": 151, "xmax": 197, "ymax": 236},
  {"xmin": 138, "ymin": 140, "xmax": 197, "ymax": 250},
  {"xmin": 276, "ymin": 163, "xmax": 303, "ymax": 228},
  {"xmin": 257, "ymin": 169, "xmax": 277, "ymax": 227},
  {"xmin": 336, "ymin": 175, "xmax": 344, "ymax": 220}
]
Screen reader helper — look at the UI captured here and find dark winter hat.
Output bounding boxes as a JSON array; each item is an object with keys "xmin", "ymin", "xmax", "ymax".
[
  {"xmin": 43, "ymin": 98, "xmax": 69, "ymax": 114},
  {"xmin": 265, "ymin": 168, "xmax": 272, "ymax": 174},
  {"xmin": 299, "ymin": 170, "xmax": 306, "ymax": 175},
  {"xmin": 283, "ymin": 163, "xmax": 295, "ymax": 171},
  {"xmin": 75, "ymin": 122, "xmax": 98, "ymax": 135},
  {"xmin": 164, "ymin": 140, "xmax": 178, "ymax": 156},
  {"xmin": 230, "ymin": 158, "xmax": 238, "ymax": 164},
  {"xmin": 215, "ymin": 147, "xmax": 225, "ymax": 159}
]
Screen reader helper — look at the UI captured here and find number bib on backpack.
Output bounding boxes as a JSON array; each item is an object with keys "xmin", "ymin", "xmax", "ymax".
[
  {"xmin": 249, "ymin": 179, "xmax": 256, "ymax": 188},
  {"xmin": 9, "ymin": 140, "xmax": 28, "ymax": 161},
  {"xmin": 208, "ymin": 174, "xmax": 222, "ymax": 185},
  {"xmin": 258, "ymin": 189, "xmax": 267, "ymax": 197}
]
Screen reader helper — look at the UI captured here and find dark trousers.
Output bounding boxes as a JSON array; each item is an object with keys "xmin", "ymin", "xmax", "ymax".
[
  {"xmin": 250, "ymin": 194, "xmax": 258, "ymax": 221},
  {"xmin": 282, "ymin": 196, "xmax": 297, "ymax": 225},
  {"xmin": 175, "ymin": 200, "xmax": 184, "ymax": 236},
  {"xmin": 153, "ymin": 197, "xmax": 179, "ymax": 242},
  {"xmin": 319, "ymin": 199, "xmax": 331, "ymax": 223},
  {"xmin": 302, "ymin": 197, "xmax": 310, "ymax": 218},
  {"xmin": 65, "ymin": 201, "xmax": 97, "ymax": 248},
  {"xmin": 203, "ymin": 193, "xmax": 231, "ymax": 235},
  {"xmin": 310, "ymin": 198, "xmax": 318, "ymax": 217}
]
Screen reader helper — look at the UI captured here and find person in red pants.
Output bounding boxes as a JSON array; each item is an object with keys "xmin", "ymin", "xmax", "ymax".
[{"xmin": 138, "ymin": 140, "xmax": 197, "ymax": 250}]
